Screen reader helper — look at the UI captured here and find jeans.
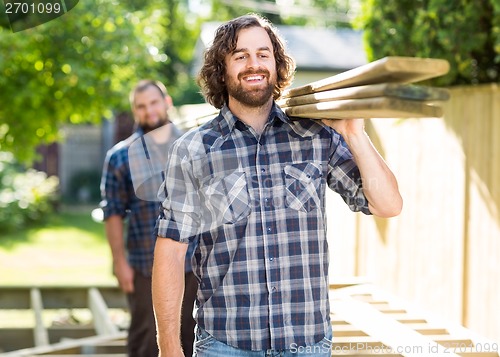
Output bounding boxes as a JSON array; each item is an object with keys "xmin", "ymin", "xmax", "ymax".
[{"xmin": 193, "ymin": 325, "xmax": 332, "ymax": 357}]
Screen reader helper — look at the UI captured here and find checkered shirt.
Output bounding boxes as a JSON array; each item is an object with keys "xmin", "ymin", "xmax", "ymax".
[
  {"xmin": 155, "ymin": 103, "xmax": 370, "ymax": 350},
  {"xmin": 100, "ymin": 126, "xmax": 190, "ymax": 276}
]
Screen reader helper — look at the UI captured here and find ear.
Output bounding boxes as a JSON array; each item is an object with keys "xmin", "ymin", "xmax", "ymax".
[{"xmin": 165, "ymin": 95, "xmax": 173, "ymax": 109}]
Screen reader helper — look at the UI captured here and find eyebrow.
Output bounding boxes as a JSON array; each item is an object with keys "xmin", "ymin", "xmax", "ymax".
[{"xmin": 232, "ymin": 46, "xmax": 272, "ymax": 54}]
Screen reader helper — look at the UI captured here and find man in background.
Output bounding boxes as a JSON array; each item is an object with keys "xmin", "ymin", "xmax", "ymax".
[{"xmin": 100, "ymin": 80, "xmax": 196, "ymax": 356}]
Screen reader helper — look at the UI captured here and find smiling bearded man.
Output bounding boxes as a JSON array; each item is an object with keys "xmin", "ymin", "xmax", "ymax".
[{"xmin": 152, "ymin": 14, "xmax": 402, "ymax": 357}]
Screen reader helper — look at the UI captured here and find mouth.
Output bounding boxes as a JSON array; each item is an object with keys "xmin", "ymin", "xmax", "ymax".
[
  {"xmin": 244, "ymin": 74, "xmax": 264, "ymax": 82},
  {"xmin": 240, "ymin": 71, "xmax": 268, "ymax": 84}
]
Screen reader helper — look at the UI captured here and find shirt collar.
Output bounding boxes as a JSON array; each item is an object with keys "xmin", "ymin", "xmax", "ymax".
[{"xmin": 217, "ymin": 102, "xmax": 291, "ymax": 136}]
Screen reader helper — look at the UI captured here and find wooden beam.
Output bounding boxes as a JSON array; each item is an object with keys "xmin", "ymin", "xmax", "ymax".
[
  {"xmin": 0, "ymin": 333, "xmax": 127, "ymax": 357},
  {"xmin": 87, "ymin": 288, "xmax": 119, "ymax": 336},
  {"xmin": 30, "ymin": 288, "xmax": 49, "ymax": 347},
  {"xmin": 0, "ymin": 286, "xmax": 126, "ymax": 310},
  {"xmin": 282, "ymin": 56, "xmax": 450, "ymax": 98},
  {"xmin": 278, "ymin": 83, "xmax": 450, "ymax": 108},
  {"xmin": 332, "ymin": 297, "xmax": 459, "ymax": 357},
  {"xmin": 282, "ymin": 96, "xmax": 443, "ymax": 120}
]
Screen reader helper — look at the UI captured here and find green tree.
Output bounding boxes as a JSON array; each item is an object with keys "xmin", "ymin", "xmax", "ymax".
[
  {"xmin": 355, "ymin": 0, "xmax": 500, "ymax": 86},
  {"xmin": 209, "ymin": 0, "xmax": 357, "ymax": 27},
  {"xmin": 158, "ymin": 0, "xmax": 205, "ymax": 105},
  {"xmin": 0, "ymin": 0, "xmax": 167, "ymax": 164}
]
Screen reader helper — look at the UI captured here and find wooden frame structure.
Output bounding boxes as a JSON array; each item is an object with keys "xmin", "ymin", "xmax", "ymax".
[
  {"xmin": 1, "ymin": 282, "xmax": 498, "ymax": 356},
  {"xmin": 0, "ymin": 286, "xmax": 128, "ymax": 356},
  {"xmin": 329, "ymin": 283, "xmax": 499, "ymax": 356}
]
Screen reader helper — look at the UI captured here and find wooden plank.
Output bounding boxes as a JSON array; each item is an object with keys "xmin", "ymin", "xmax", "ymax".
[
  {"xmin": 332, "ymin": 349, "xmax": 402, "ymax": 356},
  {"xmin": 329, "ymin": 276, "xmax": 369, "ymax": 290},
  {"xmin": 0, "ymin": 286, "xmax": 127, "ymax": 310},
  {"xmin": 332, "ymin": 298, "xmax": 458, "ymax": 357},
  {"xmin": 282, "ymin": 56, "xmax": 450, "ymax": 98},
  {"xmin": 405, "ymin": 323, "xmax": 448, "ymax": 335},
  {"xmin": 283, "ymin": 96, "xmax": 443, "ymax": 120},
  {"xmin": 0, "ymin": 333, "xmax": 127, "ymax": 357},
  {"xmin": 332, "ymin": 324, "xmax": 368, "ymax": 337},
  {"xmin": 331, "ymin": 284, "xmax": 500, "ymax": 356},
  {"xmin": 278, "ymin": 83, "xmax": 450, "ymax": 108},
  {"xmin": 333, "ymin": 321, "xmax": 449, "ymax": 335},
  {"xmin": 0, "ymin": 328, "xmax": 34, "ymax": 353},
  {"xmin": 87, "ymin": 288, "xmax": 119, "ymax": 336},
  {"xmin": 0, "ymin": 288, "xmax": 30, "ymax": 309},
  {"xmin": 30, "ymin": 288, "xmax": 49, "ymax": 347},
  {"xmin": 47, "ymin": 326, "xmax": 97, "ymax": 342},
  {"xmin": 332, "ymin": 335, "xmax": 387, "ymax": 348}
]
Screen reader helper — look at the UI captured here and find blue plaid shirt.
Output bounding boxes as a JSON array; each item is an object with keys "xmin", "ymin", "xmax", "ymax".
[
  {"xmin": 101, "ymin": 125, "xmax": 191, "ymax": 276},
  {"xmin": 156, "ymin": 104, "xmax": 370, "ymax": 351}
]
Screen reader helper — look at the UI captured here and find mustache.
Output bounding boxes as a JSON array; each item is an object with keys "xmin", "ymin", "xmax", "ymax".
[{"xmin": 238, "ymin": 69, "xmax": 270, "ymax": 80}]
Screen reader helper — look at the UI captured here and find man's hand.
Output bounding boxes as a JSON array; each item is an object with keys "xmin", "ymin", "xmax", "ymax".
[
  {"xmin": 113, "ymin": 259, "xmax": 135, "ymax": 293},
  {"xmin": 321, "ymin": 118, "xmax": 365, "ymax": 138},
  {"xmin": 105, "ymin": 215, "xmax": 135, "ymax": 293}
]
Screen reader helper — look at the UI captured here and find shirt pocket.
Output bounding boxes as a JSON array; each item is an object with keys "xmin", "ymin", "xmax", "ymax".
[
  {"xmin": 284, "ymin": 162, "xmax": 323, "ymax": 213},
  {"xmin": 204, "ymin": 171, "xmax": 251, "ymax": 224}
]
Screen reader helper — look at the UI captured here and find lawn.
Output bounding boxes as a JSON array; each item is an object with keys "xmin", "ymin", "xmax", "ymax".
[{"xmin": 0, "ymin": 206, "xmax": 115, "ymax": 286}]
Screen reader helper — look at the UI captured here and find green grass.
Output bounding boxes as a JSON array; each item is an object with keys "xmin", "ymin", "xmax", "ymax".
[{"xmin": 0, "ymin": 206, "xmax": 115, "ymax": 286}]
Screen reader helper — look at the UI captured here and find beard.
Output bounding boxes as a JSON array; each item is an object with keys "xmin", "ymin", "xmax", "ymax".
[
  {"xmin": 225, "ymin": 69, "xmax": 276, "ymax": 108},
  {"xmin": 139, "ymin": 115, "xmax": 169, "ymax": 133}
]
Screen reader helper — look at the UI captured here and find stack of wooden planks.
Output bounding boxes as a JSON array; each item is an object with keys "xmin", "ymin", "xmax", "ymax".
[{"xmin": 277, "ymin": 56, "xmax": 451, "ymax": 120}]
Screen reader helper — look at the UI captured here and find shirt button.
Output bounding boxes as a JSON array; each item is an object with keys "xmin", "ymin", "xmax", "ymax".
[
  {"xmin": 267, "ymin": 226, "xmax": 272, "ymax": 233},
  {"xmin": 272, "ymin": 286, "xmax": 277, "ymax": 292},
  {"xmin": 261, "ymin": 168, "xmax": 266, "ymax": 173},
  {"xmin": 269, "ymin": 257, "xmax": 273, "ymax": 261}
]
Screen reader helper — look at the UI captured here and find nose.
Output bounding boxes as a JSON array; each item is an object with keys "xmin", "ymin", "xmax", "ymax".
[
  {"xmin": 145, "ymin": 104, "xmax": 155, "ymax": 116},
  {"xmin": 247, "ymin": 54, "xmax": 260, "ymax": 69}
]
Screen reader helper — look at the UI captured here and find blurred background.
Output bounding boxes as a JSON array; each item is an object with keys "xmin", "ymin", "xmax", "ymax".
[{"xmin": 0, "ymin": 0, "xmax": 499, "ymax": 353}]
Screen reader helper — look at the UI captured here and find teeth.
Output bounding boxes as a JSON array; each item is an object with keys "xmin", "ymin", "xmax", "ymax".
[{"xmin": 246, "ymin": 75, "xmax": 263, "ymax": 81}]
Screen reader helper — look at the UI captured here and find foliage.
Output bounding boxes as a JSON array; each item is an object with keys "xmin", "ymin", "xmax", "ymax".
[
  {"xmin": 355, "ymin": 0, "xmax": 500, "ymax": 86},
  {"xmin": 0, "ymin": 152, "xmax": 59, "ymax": 233},
  {"xmin": 0, "ymin": 0, "xmax": 167, "ymax": 164},
  {"xmin": 158, "ymin": 0, "xmax": 205, "ymax": 104},
  {"xmin": 209, "ymin": 0, "xmax": 356, "ymax": 27}
]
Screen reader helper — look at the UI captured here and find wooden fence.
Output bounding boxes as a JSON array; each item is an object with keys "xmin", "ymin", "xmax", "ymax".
[{"xmin": 327, "ymin": 83, "xmax": 500, "ymax": 343}]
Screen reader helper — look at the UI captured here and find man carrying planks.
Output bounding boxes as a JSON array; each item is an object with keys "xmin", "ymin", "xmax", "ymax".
[{"xmin": 152, "ymin": 13, "xmax": 403, "ymax": 357}]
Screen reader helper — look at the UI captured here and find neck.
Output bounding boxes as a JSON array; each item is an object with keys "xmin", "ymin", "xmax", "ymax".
[{"xmin": 228, "ymin": 99, "xmax": 273, "ymax": 135}]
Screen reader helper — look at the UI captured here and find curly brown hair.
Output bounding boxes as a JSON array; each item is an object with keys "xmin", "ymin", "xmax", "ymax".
[{"xmin": 197, "ymin": 14, "xmax": 296, "ymax": 109}]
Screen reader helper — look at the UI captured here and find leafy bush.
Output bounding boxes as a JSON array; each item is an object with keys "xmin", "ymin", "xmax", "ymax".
[
  {"xmin": 0, "ymin": 152, "xmax": 59, "ymax": 232},
  {"xmin": 356, "ymin": 0, "xmax": 500, "ymax": 86}
]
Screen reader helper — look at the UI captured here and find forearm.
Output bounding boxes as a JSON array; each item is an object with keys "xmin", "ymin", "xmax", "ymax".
[
  {"xmin": 104, "ymin": 215, "xmax": 135, "ymax": 292},
  {"xmin": 152, "ymin": 238, "xmax": 188, "ymax": 356},
  {"xmin": 105, "ymin": 215, "xmax": 127, "ymax": 263},
  {"xmin": 343, "ymin": 131, "xmax": 402, "ymax": 217}
]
